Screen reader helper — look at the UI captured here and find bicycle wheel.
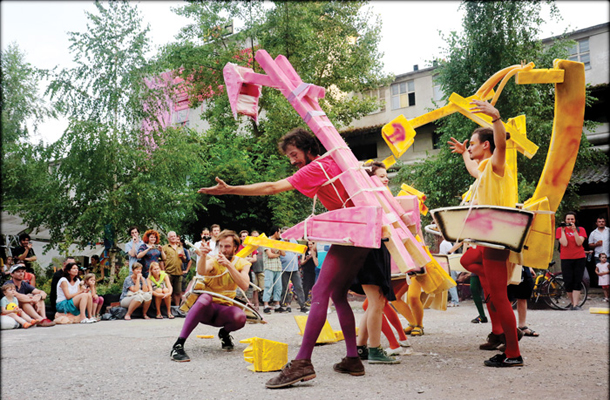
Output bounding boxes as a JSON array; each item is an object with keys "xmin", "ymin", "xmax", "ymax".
[{"xmin": 543, "ymin": 277, "xmax": 571, "ymax": 310}]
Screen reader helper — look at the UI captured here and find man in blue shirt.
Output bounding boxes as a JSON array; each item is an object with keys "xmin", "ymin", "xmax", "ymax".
[
  {"xmin": 279, "ymin": 229, "xmax": 309, "ymax": 313},
  {"xmin": 125, "ymin": 226, "xmax": 144, "ymax": 274}
]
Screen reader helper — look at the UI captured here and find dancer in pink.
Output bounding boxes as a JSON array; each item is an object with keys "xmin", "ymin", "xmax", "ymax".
[{"xmin": 199, "ymin": 128, "xmax": 375, "ymax": 388}]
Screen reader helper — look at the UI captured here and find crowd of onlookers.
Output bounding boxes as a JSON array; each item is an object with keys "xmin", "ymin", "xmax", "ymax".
[
  {"xmin": 2, "ymin": 214, "xmax": 607, "ymax": 329},
  {"xmin": 1, "ymin": 224, "xmax": 329, "ymax": 329}
]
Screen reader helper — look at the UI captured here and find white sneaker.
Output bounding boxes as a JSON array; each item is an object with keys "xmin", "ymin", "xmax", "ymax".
[
  {"xmin": 398, "ymin": 339, "xmax": 411, "ymax": 348},
  {"xmin": 87, "ymin": 318, "xmax": 98, "ymax": 323},
  {"xmin": 80, "ymin": 319, "xmax": 92, "ymax": 324},
  {"xmin": 385, "ymin": 347, "xmax": 408, "ymax": 356}
]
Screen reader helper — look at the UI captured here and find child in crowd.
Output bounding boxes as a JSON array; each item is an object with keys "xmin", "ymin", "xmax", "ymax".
[
  {"xmin": 83, "ymin": 273, "xmax": 104, "ymax": 320},
  {"xmin": 1, "ymin": 282, "xmax": 38, "ymax": 328},
  {"xmin": 147, "ymin": 262, "xmax": 174, "ymax": 319},
  {"xmin": 595, "ymin": 253, "xmax": 609, "ymax": 301}
]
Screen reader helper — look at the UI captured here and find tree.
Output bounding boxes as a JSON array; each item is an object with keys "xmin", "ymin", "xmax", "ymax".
[
  {"xmin": 152, "ymin": 1, "xmax": 392, "ymax": 232},
  {"xmin": 3, "ymin": 1, "xmax": 202, "ymax": 277},
  {"xmin": 395, "ymin": 0, "xmax": 607, "ymax": 223}
]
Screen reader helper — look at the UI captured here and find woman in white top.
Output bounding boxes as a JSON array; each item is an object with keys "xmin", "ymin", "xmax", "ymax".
[{"xmin": 56, "ymin": 262, "xmax": 95, "ymax": 323}]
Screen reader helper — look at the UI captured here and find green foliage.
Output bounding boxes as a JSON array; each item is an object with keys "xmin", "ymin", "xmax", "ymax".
[
  {"xmin": 151, "ymin": 1, "xmax": 391, "ymax": 231},
  {"xmin": 395, "ymin": 0, "xmax": 607, "ymax": 217}
]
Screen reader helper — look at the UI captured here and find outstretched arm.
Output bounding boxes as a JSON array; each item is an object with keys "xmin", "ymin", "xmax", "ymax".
[
  {"xmin": 198, "ymin": 177, "xmax": 294, "ymax": 196},
  {"xmin": 448, "ymin": 137, "xmax": 479, "ymax": 178},
  {"xmin": 470, "ymin": 99, "xmax": 506, "ymax": 176}
]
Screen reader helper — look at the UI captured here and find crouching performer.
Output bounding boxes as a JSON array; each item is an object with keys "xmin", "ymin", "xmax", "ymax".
[{"xmin": 170, "ymin": 230, "xmax": 251, "ymax": 362}]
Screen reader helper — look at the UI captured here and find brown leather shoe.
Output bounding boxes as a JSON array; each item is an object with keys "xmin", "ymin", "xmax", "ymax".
[
  {"xmin": 333, "ymin": 356, "xmax": 365, "ymax": 376},
  {"xmin": 266, "ymin": 359, "xmax": 316, "ymax": 389},
  {"xmin": 479, "ymin": 332, "xmax": 505, "ymax": 350}
]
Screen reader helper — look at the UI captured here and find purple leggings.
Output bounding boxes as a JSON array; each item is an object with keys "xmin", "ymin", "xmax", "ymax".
[
  {"xmin": 179, "ymin": 294, "xmax": 247, "ymax": 340},
  {"xmin": 296, "ymin": 245, "xmax": 371, "ymax": 360}
]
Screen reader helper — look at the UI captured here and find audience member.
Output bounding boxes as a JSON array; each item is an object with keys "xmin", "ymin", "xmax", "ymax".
[
  {"xmin": 56, "ymin": 262, "xmax": 96, "ymax": 324},
  {"xmin": 248, "ymin": 230, "xmax": 265, "ymax": 310},
  {"xmin": 83, "ymin": 273, "xmax": 104, "ymax": 320},
  {"xmin": 162, "ymin": 231, "xmax": 186, "ymax": 306},
  {"xmin": 279, "ymin": 230, "xmax": 309, "ymax": 313},
  {"xmin": 209, "ymin": 224, "xmax": 222, "ymax": 255},
  {"xmin": 556, "ymin": 211, "xmax": 587, "ymax": 310},
  {"xmin": 120, "ymin": 262, "xmax": 152, "ymax": 320},
  {"xmin": 125, "ymin": 226, "xmax": 145, "ymax": 274},
  {"xmin": 50, "ymin": 257, "xmax": 76, "ymax": 314},
  {"xmin": 193, "ymin": 227, "xmax": 211, "ymax": 258},
  {"xmin": 88, "ymin": 255, "xmax": 105, "ymax": 283},
  {"xmin": 180, "ymin": 237, "xmax": 193, "ymax": 293},
  {"xmin": 147, "ymin": 262, "xmax": 173, "ymax": 319},
  {"xmin": 262, "ymin": 226, "xmax": 285, "ymax": 314},
  {"xmin": 595, "ymin": 253, "xmax": 609, "ymax": 302},
  {"xmin": 2, "ymin": 282, "xmax": 37, "ymax": 328},
  {"xmin": 2, "ymin": 256, "xmax": 14, "ymax": 283},
  {"xmin": 11, "ymin": 233, "xmax": 37, "ymax": 275},
  {"xmin": 238, "ymin": 230, "xmax": 258, "ymax": 305},
  {"xmin": 589, "ymin": 216, "xmax": 609, "ymax": 265},
  {"xmin": 300, "ymin": 241, "xmax": 317, "ymax": 305},
  {"xmin": 137, "ymin": 229, "xmax": 164, "ymax": 278},
  {"xmin": 440, "ymin": 239, "xmax": 460, "ymax": 307},
  {"xmin": 7, "ymin": 264, "xmax": 54, "ymax": 326},
  {"xmin": 506, "ymin": 266, "xmax": 538, "ymax": 341}
]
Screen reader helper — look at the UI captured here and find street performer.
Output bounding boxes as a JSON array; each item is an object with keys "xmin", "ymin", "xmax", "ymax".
[
  {"xmin": 448, "ymin": 99, "xmax": 523, "ymax": 367},
  {"xmin": 198, "ymin": 127, "xmax": 375, "ymax": 388},
  {"xmin": 170, "ymin": 230, "xmax": 251, "ymax": 362}
]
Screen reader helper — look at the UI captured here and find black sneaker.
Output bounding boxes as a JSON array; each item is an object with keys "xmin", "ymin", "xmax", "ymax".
[
  {"xmin": 300, "ymin": 306, "xmax": 309, "ymax": 313},
  {"xmin": 263, "ymin": 307, "xmax": 271, "ymax": 314},
  {"xmin": 286, "ymin": 306, "xmax": 292, "ymax": 312},
  {"xmin": 357, "ymin": 345, "xmax": 368, "ymax": 360},
  {"xmin": 484, "ymin": 353, "xmax": 524, "ymax": 367},
  {"xmin": 170, "ymin": 344, "xmax": 191, "ymax": 362},
  {"xmin": 219, "ymin": 328, "xmax": 234, "ymax": 351},
  {"xmin": 275, "ymin": 306, "xmax": 287, "ymax": 313}
]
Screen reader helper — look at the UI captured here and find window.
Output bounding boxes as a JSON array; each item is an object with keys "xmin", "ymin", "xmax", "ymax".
[
  {"xmin": 364, "ymin": 88, "xmax": 386, "ymax": 113},
  {"xmin": 433, "ymin": 84, "xmax": 444, "ymax": 102},
  {"xmin": 391, "ymin": 80, "xmax": 415, "ymax": 110},
  {"xmin": 568, "ymin": 38, "xmax": 590, "ymax": 70}
]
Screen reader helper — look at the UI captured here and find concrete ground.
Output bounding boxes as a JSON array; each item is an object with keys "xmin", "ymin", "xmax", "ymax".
[{"xmin": 2, "ymin": 293, "xmax": 608, "ymax": 400}]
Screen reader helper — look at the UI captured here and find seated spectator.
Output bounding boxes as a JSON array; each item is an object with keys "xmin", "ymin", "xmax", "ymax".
[
  {"xmin": 2, "ymin": 282, "xmax": 37, "ymax": 328},
  {"xmin": 83, "ymin": 273, "xmax": 104, "ymax": 320},
  {"xmin": 6, "ymin": 264, "xmax": 54, "ymax": 327},
  {"xmin": 56, "ymin": 262, "xmax": 96, "ymax": 324},
  {"xmin": 147, "ymin": 262, "xmax": 174, "ymax": 319},
  {"xmin": 137, "ymin": 229, "xmax": 164, "ymax": 278},
  {"xmin": 120, "ymin": 262, "xmax": 152, "ymax": 320}
]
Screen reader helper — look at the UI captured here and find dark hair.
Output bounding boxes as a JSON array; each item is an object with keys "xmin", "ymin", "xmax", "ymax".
[
  {"xmin": 597, "ymin": 215, "xmax": 607, "ymax": 222},
  {"xmin": 216, "ymin": 230, "xmax": 241, "ymax": 249},
  {"xmin": 278, "ymin": 127, "xmax": 321, "ymax": 156},
  {"xmin": 128, "ymin": 226, "xmax": 139, "ymax": 236},
  {"xmin": 363, "ymin": 160, "xmax": 386, "ymax": 177},
  {"xmin": 201, "ymin": 227, "xmax": 210, "ymax": 233},
  {"xmin": 63, "ymin": 262, "xmax": 79, "ymax": 283},
  {"xmin": 564, "ymin": 211, "xmax": 578, "ymax": 224},
  {"xmin": 91, "ymin": 255, "xmax": 100, "ymax": 261},
  {"xmin": 472, "ymin": 127, "xmax": 511, "ymax": 153},
  {"xmin": 18, "ymin": 233, "xmax": 31, "ymax": 242},
  {"xmin": 269, "ymin": 225, "xmax": 281, "ymax": 236}
]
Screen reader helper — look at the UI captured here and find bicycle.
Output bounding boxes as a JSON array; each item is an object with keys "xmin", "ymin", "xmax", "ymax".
[{"xmin": 512, "ymin": 262, "xmax": 587, "ymax": 310}]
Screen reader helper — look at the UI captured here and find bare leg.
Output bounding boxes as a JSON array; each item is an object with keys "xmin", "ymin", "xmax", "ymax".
[
  {"xmin": 361, "ymin": 284, "xmax": 385, "ymax": 348},
  {"xmin": 154, "ymin": 291, "xmax": 163, "ymax": 317},
  {"xmin": 516, "ymin": 299, "xmax": 527, "ymax": 327},
  {"xmin": 142, "ymin": 298, "xmax": 152, "ymax": 318},
  {"xmin": 20, "ymin": 303, "xmax": 43, "ymax": 320},
  {"xmin": 125, "ymin": 299, "xmax": 142, "ymax": 319},
  {"xmin": 73, "ymin": 293, "xmax": 88, "ymax": 321},
  {"xmin": 572, "ymin": 290, "xmax": 581, "ymax": 307}
]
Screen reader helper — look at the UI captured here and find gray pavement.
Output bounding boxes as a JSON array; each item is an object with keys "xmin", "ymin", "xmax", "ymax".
[{"xmin": 2, "ymin": 294, "xmax": 608, "ymax": 400}]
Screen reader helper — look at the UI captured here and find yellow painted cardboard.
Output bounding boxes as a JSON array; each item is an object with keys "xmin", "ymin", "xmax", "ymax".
[
  {"xmin": 243, "ymin": 236, "xmax": 306, "ymax": 254},
  {"xmin": 381, "ymin": 114, "xmax": 416, "ymax": 158},
  {"xmin": 293, "ymin": 315, "xmax": 338, "ymax": 344},
  {"xmin": 521, "ymin": 197, "xmax": 554, "ymax": 269},
  {"xmin": 515, "ymin": 68, "xmax": 564, "ymax": 85},
  {"xmin": 589, "ymin": 308, "xmax": 610, "ymax": 315},
  {"xmin": 382, "ymin": 154, "xmax": 396, "ymax": 168},
  {"xmin": 240, "ymin": 337, "xmax": 288, "ymax": 372}
]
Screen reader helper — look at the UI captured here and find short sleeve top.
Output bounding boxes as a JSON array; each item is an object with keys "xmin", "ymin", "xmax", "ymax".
[{"xmin": 556, "ymin": 226, "xmax": 587, "ymax": 259}]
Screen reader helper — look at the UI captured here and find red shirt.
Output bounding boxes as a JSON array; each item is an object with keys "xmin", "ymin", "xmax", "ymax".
[
  {"xmin": 556, "ymin": 226, "xmax": 587, "ymax": 259},
  {"xmin": 286, "ymin": 157, "xmax": 352, "ymax": 211}
]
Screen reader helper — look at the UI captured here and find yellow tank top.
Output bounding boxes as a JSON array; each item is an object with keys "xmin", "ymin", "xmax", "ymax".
[
  {"xmin": 474, "ymin": 159, "xmax": 517, "ymax": 208},
  {"xmin": 202, "ymin": 257, "xmax": 251, "ymax": 306}
]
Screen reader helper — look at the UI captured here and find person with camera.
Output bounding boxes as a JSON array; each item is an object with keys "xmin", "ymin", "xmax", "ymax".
[
  {"xmin": 137, "ymin": 229, "xmax": 165, "ymax": 279},
  {"xmin": 556, "ymin": 212, "xmax": 587, "ymax": 310},
  {"xmin": 193, "ymin": 227, "xmax": 212, "ymax": 258},
  {"xmin": 125, "ymin": 226, "xmax": 145, "ymax": 274}
]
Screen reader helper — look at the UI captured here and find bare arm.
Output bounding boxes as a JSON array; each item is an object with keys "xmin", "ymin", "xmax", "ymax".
[
  {"xmin": 470, "ymin": 99, "xmax": 506, "ymax": 176},
  {"xmin": 558, "ymin": 228, "xmax": 568, "ymax": 247},
  {"xmin": 448, "ymin": 137, "xmax": 479, "ymax": 178},
  {"xmin": 218, "ymin": 255, "xmax": 250, "ymax": 292},
  {"xmin": 572, "ymin": 226, "xmax": 585, "ymax": 247},
  {"xmin": 198, "ymin": 177, "xmax": 294, "ymax": 196}
]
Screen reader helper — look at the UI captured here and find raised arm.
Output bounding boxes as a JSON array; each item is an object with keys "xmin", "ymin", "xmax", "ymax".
[
  {"xmin": 470, "ymin": 99, "xmax": 506, "ymax": 176},
  {"xmin": 198, "ymin": 177, "xmax": 294, "ymax": 196},
  {"xmin": 448, "ymin": 137, "xmax": 479, "ymax": 178}
]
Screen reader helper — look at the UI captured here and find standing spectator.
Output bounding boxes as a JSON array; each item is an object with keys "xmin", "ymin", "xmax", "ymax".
[
  {"xmin": 137, "ymin": 229, "xmax": 164, "ymax": 278},
  {"xmin": 162, "ymin": 231, "xmax": 186, "ymax": 306},
  {"xmin": 300, "ymin": 241, "xmax": 318, "ymax": 305},
  {"xmin": 2, "ymin": 282, "xmax": 37, "ymax": 328},
  {"xmin": 507, "ymin": 266, "xmax": 539, "ymax": 339},
  {"xmin": 12, "ymin": 233, "xmax": 37, "ymax": 273},
  {"xmin": 120, "ymin": 262, "xmax": 152, "ymax": 320},
  {"xmin": 238, "ymin": 230, "xmax": 258, "ymax": 305},
  {"xmin": 7, "ymin": 264, "xmax": 54, "ymax": 326},
  {"xmin": 248, "ymin": 230, "xmax": 265, "ymax": 310},
  {"xmin": 279, "ymin": 231, "xmax": 309, "ymax": 313},
  {"xmin": 180, "ymin": 237, "xmax": 193, "ymax": 292},
  {"xmin": 556, "ymin": 211, "xmax": 587, "ymax": 310},
  {"xmin": 440, "ymin": 239, "xmax": 460, "ymax": 307},
  {"xmin": 56, "ymin": 262, "xmax": 95, "ymax": 324},
  {"xmin": 209, "ymin": 224, "xmax": 221, "ymax": 256},
  {"xmin": 1, "ymin": 256, "xmax": 15, "ymax": 284},
  {"xmin": 595, "ymin": 253, "xmax": 609, "ymax": 302},
  {"xmin": 125, "ymin": 226, "xmax": 145, "ymax": 274},
  {"xmin": 262, "ymin": 226, "xmax": 285, "ymax": 314},
  {"xmin": 589, "ymin": 216, "xmax": 609, "ymax": 265},
  {"xmin": 193, "ymin": 227, "xmax": 211, "ymax": 258}
]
